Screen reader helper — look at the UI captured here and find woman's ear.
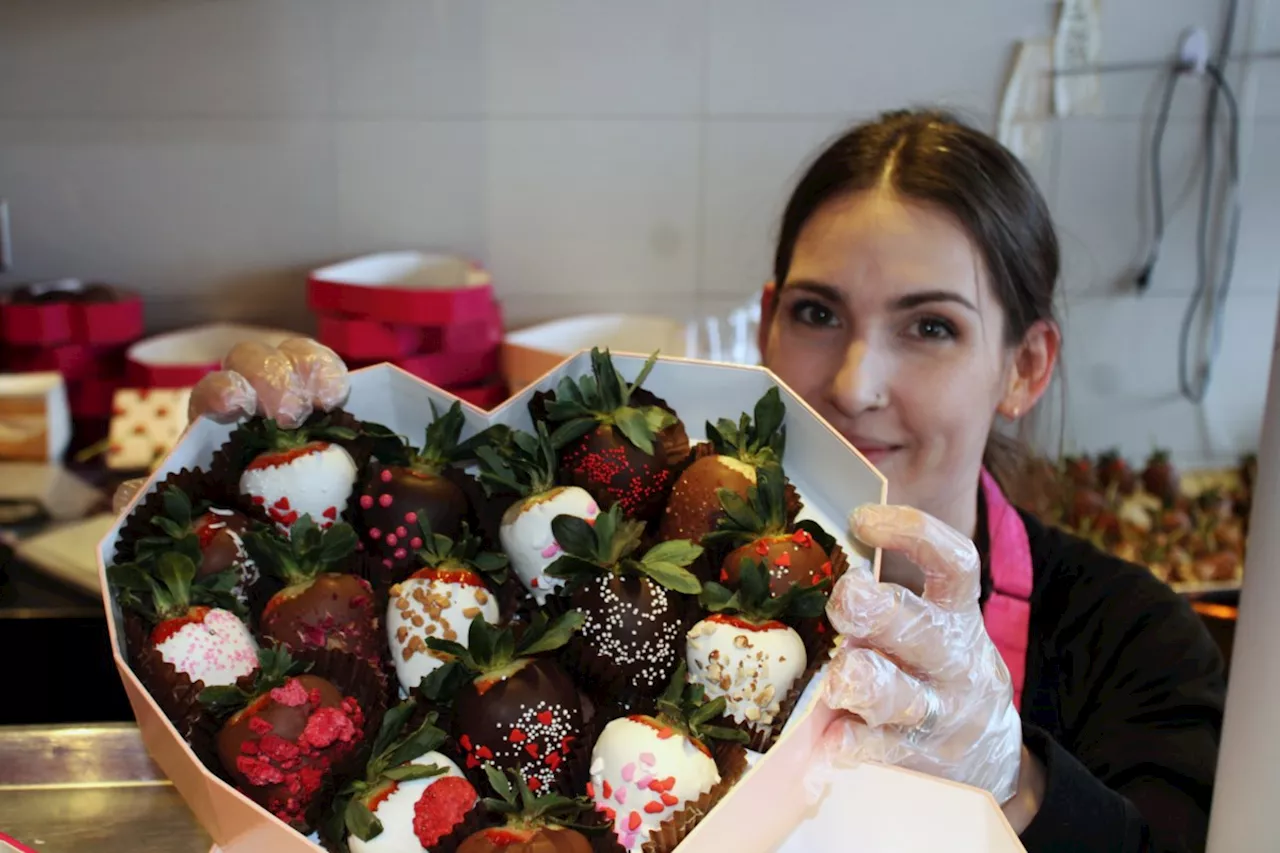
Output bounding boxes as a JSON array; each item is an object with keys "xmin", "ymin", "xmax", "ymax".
[
  {"xmin": 998, "ymin": 319, "xmax": 1060, "ymax": 420},
  {"xmin": 758, "ymin": 281, "xmax": 778, "ymax": 360}
]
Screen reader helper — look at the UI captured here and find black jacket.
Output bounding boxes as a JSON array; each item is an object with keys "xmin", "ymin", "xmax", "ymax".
[{"xmin": 1001, "ymin": 510, "xmax": 1225, "ymax": 853}]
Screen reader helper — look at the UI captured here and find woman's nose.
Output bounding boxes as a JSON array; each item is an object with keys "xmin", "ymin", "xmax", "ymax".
[{"xmin": 830, "ymin": 339, "xmax": 889, "ymax": 416}]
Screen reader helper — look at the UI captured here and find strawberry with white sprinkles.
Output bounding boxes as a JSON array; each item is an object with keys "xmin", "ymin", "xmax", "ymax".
[{"xmin": 237, "ymin": 415, "xmax": 359, "ymax": 535}]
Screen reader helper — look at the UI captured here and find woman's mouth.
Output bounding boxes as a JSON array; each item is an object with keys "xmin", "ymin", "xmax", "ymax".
[{"xmin": 848, "ymin": 438, "xmax": 900, "ymax": 465}]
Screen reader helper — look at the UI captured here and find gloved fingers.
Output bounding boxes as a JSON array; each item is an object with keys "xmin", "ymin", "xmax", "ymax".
[
  {"xmin": 823, "ymin": 643, "xmax": 939, "ymax": 729},
  {"xmin": 277, "ymin": 338, "xmax": 350, "ymax": 413},
  {"xmin": 188, "ymin": 370, "xmax": 258, "ymax": 424},
  {"xmin": 222, "ymin": 341, "xmax": 310, "ymax": 429},
  {"xmin": 826, "ymin": 571, "xmax": 978, "ymax": 678},
  {"xmin": 850, "ymin": 503, "xmax": 981, "ymax": 611},
  {"xmin": 112, "ymin": 478, "xmax": 147, "ymax": 515}
]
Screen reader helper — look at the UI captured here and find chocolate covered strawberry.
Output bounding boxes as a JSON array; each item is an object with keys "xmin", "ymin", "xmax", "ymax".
[
  {"xmin": 1062, "ymin": 454, "xmax": 1096, "ymax": 488},
  {"xmin": 688, "ymin": 559, "xmax": 828, "ymax": 732},
  {"xmin": 135, "ymin": 485, "xmax": 259, "ymax": 605},
  {"xmin": 544, "ymin": 348, "xmax": 684, "ymax": 522},
  {"xmin": 589, "ymin": 663, "xmax": 745, "ymax": 852},
  {"xmin": 238, "ymin": 416, "xmax": 359, "ymax": 534},
  {"xmin": 387, "ymin": 520, "xmax": 507, "ymax": 696},
  {"xmin": 476, "ymin": 423, "xmax": 599, "ymax": 603},
  {"xmin": 659, "ymin": 387, "xmax": 786, "ymax": 544},
  {"xmin": 1095, "ymin": 449, "xmax": 1135, "ymax": 495},
  {"xmin": 201, "ymin": 646, "xmax": 366, "ymax": 832},
  {"xmin": 458, "ymin": 766, "xmax": 600, "ymax": 853},
  {"xmin": 424, "ymin": 612, "xmax": 586, "ymax": 793},
  {"xmin": 704, "ymin": 465, "xmax": 834, "ymax": 596},
  {"xmin": 244, "ymin": 515, "xmax": 380, "ymax": 662},
  {"xmin": 108, "ymin": 551, "xmax": 258, "ymax": 689},
  {"xmin": 1142, "ymin": 449, "xmax": 1179, "ymax": 506},
  {"xmin": 330, "ymin": 698, "xmax": 475, "ymax": 853},
  {"xmin": 357, "ymin": 402, "xmax": 475, "ymax": 577},
  {"xmin": 547, "ymin": 505, "xmax": 702, "ymax": 697}
]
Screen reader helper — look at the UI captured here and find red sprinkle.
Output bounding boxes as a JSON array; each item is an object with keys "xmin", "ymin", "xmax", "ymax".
[
  {"xmin": 657, "ymin": 727, "xmax": 675, "ymax": 740},
  {"xmin": 754, "ymin": 540, "xmax": 770, "ymax": 556},
  {"xmin": 475, "ymin": 745, "xmax": 494, "ymax": 760},
  {"xmin": 775, "ymin": 551, "xmax": 792, "ymax": 568},
  {"xmin": 360, "ymin": 495, "xmax": 374, "ymax": 509},
  {"xmin": 380, "ymin": 469, "xmax": 393, "ymax": 483},
  {"xmin": 527, "ymin": 777, "xmax": 541, "ymax": 792},
  {"xmin": 323, "ymin": 507, "xmax": 338, "ymax": 520},
  {"xmin": 404, "ymin": 511, "xmax": 418, "ymax": 523},
  {"xmin": 525, "ymin": 743, "xmax": 540, "ymax": 758},
  {"xmin": 603, "ymin": 780, "xmax": 613, "ymax": 799},
  {"xmin": 644, "ymin": 801, "xmax": 665, "ymax": 814},
  {"xmin": 661, "ymin": 792, "xmax": 679, "ymax": 806},
  {"xmin": 546, "ymin": 751, "xmax": 561, "ymax": 770},
  {"xmin": 509, "ymin": 729, "xmax": 527, "ymax": 743},
  {"xmin": 586, "ymin": 782, "xmax": 596, "ymax": 798},
  {"xmin": 537, "ymin": 710, "xmax": 553, "ymax": 725},
  {"xmin": 628, "ymin": 812, "xmax": 642, "ymax": 831},
  {"xmin": 274, "ymin": 497, "xmax": 291, "ymax": 511},
  {"xmin": 378, "ymin": 494, "xmax": 393, "ymax": 508}
]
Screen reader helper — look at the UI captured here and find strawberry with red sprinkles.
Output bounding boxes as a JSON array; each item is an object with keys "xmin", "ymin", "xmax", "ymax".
[{"xmin": 235, "ymin": 414, "xmax": 359, "ymax": 535}]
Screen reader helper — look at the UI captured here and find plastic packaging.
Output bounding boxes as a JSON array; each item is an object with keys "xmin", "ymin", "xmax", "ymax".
[{"xmin": 813, "ymin": 503, "xmax": 1023, "ymax": 804}]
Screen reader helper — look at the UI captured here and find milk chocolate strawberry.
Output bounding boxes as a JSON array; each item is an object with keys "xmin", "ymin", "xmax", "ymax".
[
  {"xmin": 357, "ymin": 402, "xmax": 476, "ymax": 577},
  {"xmin": 237, "ymin": 416, "xmax": 359, "ymax": 534},
  {"xmin": 244, "ymin": 515, "xmax": 380, "ymax": 662},
  {"xmin": 330, "ymin": 697, "xmax": 475, "ymax": 853},
  {"xmin": 589, "ymin": 663, "xmax": 745, "ymax": 852},
  {"xmin": 659, "ymin": 387, "xmax": 786, "ymax": 544},
  {"xmin": 544, "ymin": 349, "xmax": 683, "ymax": 523},
  {"xmin": 476, "ymin": 423, "xmax": 599, "ymax": 604},
  {"xmin": 135, "ymin": 485, "xmax": 259, "ymax": 606},
  {"xmin": 108, "ymin": 551, "xmax": 258, "ymax": 689},
  {"xmin": 201, "ymin": 645, "xmax": 366, "ymax": 832},
  {"xmin": 387, "ymin": 520, "xmax": 507, "ymax": 696},
  {"xmin": 704, "ymin": 465, "xmax": 834, "ymax": 596},
  {"xmin": 1142, "ymin": 449, "xmax": 1180, "ymax": 506},
  {"xmin": 688, "ymin": 559, "xmax": 828, "ymax": 732},
  {"xmin": 547, "ymin": 505, "xmax": 702, "ymax": 697},
  {"xmin": 457, "ymin": 766, "xmax": 600, "ymax": 853},
  {"xmin": 424, "ymin": 612, "xmax": 586, "ymax": 794}
]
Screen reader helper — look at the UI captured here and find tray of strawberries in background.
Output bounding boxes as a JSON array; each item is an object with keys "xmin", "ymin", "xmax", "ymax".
[
  {"xmin": 97, "ymin": 348, "xmax": 888, "ymax": 853},
  {"xmin": 1028, "ymin": 448, "xmax": 1255, "ymax": 595}
]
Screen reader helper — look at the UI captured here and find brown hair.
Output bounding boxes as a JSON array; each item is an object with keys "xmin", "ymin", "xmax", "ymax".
[{"xmin": 771, "ymin": 109, "xmax": 1060, "ymax": 507}]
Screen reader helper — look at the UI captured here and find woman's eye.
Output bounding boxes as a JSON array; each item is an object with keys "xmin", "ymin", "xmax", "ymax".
[
  {"xmin": 790, "ymin": 299, "xmax": 839, "ymax": 328},
  {"xmin": 913, "ymin": 317, "xmax": 956, "ymax": 340}
]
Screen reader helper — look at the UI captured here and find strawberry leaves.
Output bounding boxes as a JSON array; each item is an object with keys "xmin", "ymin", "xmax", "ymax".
[
  {"xmin": 241, "ymin": 414, "xmax": 357, "ymax": 458},
  {"xmin": 654, "ymin": 662, "xmax": 748, "ymax": 747},
  {"xmin": 545, "ymin": 348, "xmax": 676, "ymax": 455},
  {"xmin": 198, "ymin": 643, "xmax": 310, "ymax": 716},
  {"xmin": 415, "ymin": 517, "xmax": 509, "ymax": 585},
  {"xmin": 703, "ymin": 463, "xmax": 789, "ymax": 548},
  {"xmin": 242, "ymin": 515, "xmax": 357, "ymax": 586},
  {"xmin": 107, "ymin": 550, "xmax": 243, "ymax": 625},
  {"xmin": 422, "ymin": 611, "xmax": 585, "ymax": 677},
  {"xmin": 700, "ymin": 558, "xmax": 830, "ymax": 625},
  {"xmin": 704, "ymin": 386, "xmax": 787, "ymax": 466},
  {"xmin": 480, "ymin": 765, "xmax": 604, "ymax": 834},
  {"xmin": 475, "ymin": 422, "xmax": 560, "ymax": 498},
  {"xmin": 546, "ymin": 505, "xmax": 702, "ymax": 594}
]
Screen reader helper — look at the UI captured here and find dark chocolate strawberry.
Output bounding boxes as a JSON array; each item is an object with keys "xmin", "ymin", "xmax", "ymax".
[
  {"xmin": 237, "ymin": 415, "xmax": 359, "ymax": 534},
  {"xmin": 457, "ymin": 766, "xmax": 601, "ymax": 853},
  {"xmin": 134, "ymin": 485, "xmax": 259, "ymax": 605},
  {"xmin": 543, "ymin": 348, "xmax": 684, "ymax": 522},
  {"xmin": 547, "ymin": 505, "xmax": 703, "ymax": 698},
  {"xmin": 108, "ymin": 551, "xmax": 258, "ymax": 689},
  {"xmin": 703, "ymin": 465, "xmax": 834, "ymax": 596},
  {"xmin": 1142, "ymin": 449, "xmax": 1179, "ymax": 506},
  {"xmin": 1095, "ymin": 449, "xmax": 1135, "ymax": 495},
  {"xmin": 424, "ymin": 612, "xmax": 586, "ymax": 794},
  {"xmin": 201, "ymin": 645, "xmax": 366, "ymax": 832},
  {"xmin": 328, "ymin": 697, "xmax": 473, "ymax": 853},
  {"xmin": 659, "ymin": 387, "xmax": 787, "ymax": 545},
  {"xmin": 243, "ymin": 515, "xmax": 380, "ymax": 663},
  {"xmin": 1061, "ymin": 454, "xmax": 1096, "ymax": 488},
  {"xmin": 356, "ymin": 402, "xmax": 476, "ymax": 578}
]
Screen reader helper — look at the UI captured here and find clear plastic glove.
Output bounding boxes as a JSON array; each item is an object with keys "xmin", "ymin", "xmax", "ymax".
[
  {"xmin": 813, "ymin": 503, "xmax": 1023, "ymax": 804},
  {"xmin": 113, "ymin": 337, "xmax": 352, "ymax": 514}
]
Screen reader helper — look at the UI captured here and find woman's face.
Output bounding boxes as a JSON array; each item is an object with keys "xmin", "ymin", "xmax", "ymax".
[{"xmin": 761, "ymin": 189, "xmax": 1043, "ymax": 532}]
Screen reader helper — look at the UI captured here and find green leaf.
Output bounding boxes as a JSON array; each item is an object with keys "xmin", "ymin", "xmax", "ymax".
[
  {"xmin": 633, "ymin": 561, "xmax": 702, "ymax": 595},
  {"xmin": 156, "ymin": 552, "xmax": 197, "ymax": 611},
  {"xmin": 612, "ymin": 406, "xmax": 656, "ymax": 455},
  {"xmin": 467, "ymin": 614, "xmax": 499, "ymax": 668},
  {"xmin": 152, "ymin": 516, "xmax": 187, "ymax": 540},
  {"xmin": 698, "ymin": 581, "xmax": 736, "ymax": 613},
  {"xmin": 293, "ymin": 513, "xmax": 319, "ymax": 548},
  {"xmin": 382, "ymin": 764, "xmax": 447, "ymax": 783},
  {"xmin": 198, "ymin": 684, "xmax": 249, "ymax": 715},
  {"xmin": 544, "ymin": 555, "xmax": 604, "ymax": 584},
  {"xmin": 591, "ymin": 348, "xmax": 626, "ymax": 411},
  {"xmin": 738, "ymin": 556, "xmax": 769, "ymax": 607},
  {"xmin": 372, "ymin": 699, "xmax": 418, "ymax": 761},
  {"xmin": 548, "ymin": 418, "xmax": 597, "ymax": 450},
  {"xmin": 422, "ymin": 637, "xmax": 471, "ymax": 664},
  {"xmin": 716, "ymin": 489, "xmax": 763, "ymax": 533},
  {"xmin": 545, "ymin": 396, "xmax": 594, "ymax": 421},
  {"xmin": 492, "ymin": 624, "xmax": 516, "ymax": 672},
  {"xmin": 319, "ymin": 523, "xmax": 358, "ymax": 566},
  {"xmin": 416, "ymin": 660, "xmax": 469, "ymax": 703},
  {"xmin": 696, "ymin": 724, "xmax": 750, "ymax": 744},
  {"xmin": 642, "ymin": 539, "xmax": 703, "ymax": 569},
  {"xmin": 161, "ymin": 487, "xmax": 194, "ymax": 529},
  {"xmin": 793, "ymin": 519, "xmax": 837, "ymax": 554},
  {"xmin": 751, "ymin": 388, "xmax": 786, "ymax": 453},
  {"xmin": 383, "ymin": 721, "xmax": 448, "ymax": 769},
  {"xmin": 344, "ymin": 798, "xmax": 383, "ymax": 842},
  {"xmin": 626, "ymin": 350, "xmax": 661, "ymax": 398},
  {"xmin": 551, "ymin": 515, "xmax": 598, "ymax": 560},
  {"xmin": 518, "ymin": 610, "xmax": 585, "ymax": 656},
  {"xmin": 485, "ymin": 764, "xmax": 515, "ymax": 805},
  {"xmin": 689, "ymin": 695, "xmax": 726, "ymax": 727}
]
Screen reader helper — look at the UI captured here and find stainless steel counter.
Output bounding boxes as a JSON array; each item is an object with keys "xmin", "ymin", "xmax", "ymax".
[{"xmin": 0, "ymin": 724, "xmax": 210, "ymax": 853}]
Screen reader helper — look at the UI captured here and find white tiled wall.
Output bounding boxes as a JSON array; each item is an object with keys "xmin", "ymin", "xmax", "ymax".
[{"xmin": 0, "ymin": 0, "xmax": 1277, "ymax": 465}]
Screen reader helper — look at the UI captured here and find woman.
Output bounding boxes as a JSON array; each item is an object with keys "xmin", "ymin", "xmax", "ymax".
[
  {"xmin": 760, "ymin": 110, "xmax": 1223, "ymax": 852},
  {"xmin": 117, "ymin": 111, "xmax": 1222, "ymax": 853}
]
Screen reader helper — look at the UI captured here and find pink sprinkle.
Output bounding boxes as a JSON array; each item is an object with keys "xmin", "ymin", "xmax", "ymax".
[
  {"xmin": 615, "ymin": 786, "xmax": 628, "ymax": 804},
  {"xmin": 410, "ymin": 537, "xmax": 423, "ymax": 549},
  {"xmin": 540, "ymin": 542, "xmax": 561, "ymax": 559},
  {"xmin": 639, "ymin": 752, "xmax": 656, "ymax": 767},
  {"xmin": 587, "ymin": 502, "xmax": 599, "ymax": 515},
  {"xmin": 637, "ymin": 774, "xmax": 653, "ymax": 789},
  {"xmin": 621, "ymin": 762, "xmax": 636, "ymax": 783},
  {"xmin": 386, "ymin": 534, "xmax": 399, "ymax": 546},
  {"xmin": 383, "ymin": 558, "xmax": 393, "ymax": 569},
  {"xmin": 395, "ymin": 525, "xmax": 407, "ymax": 537},
  {"xmin": 369, "ymin": 528, "xmax": 382, "ymax": 540},
  {"xmin": 380, "ymin": 469, "xmax": 393, "ymax": 483},
  {"xmin": 404, "ymin": 511, "xmax": 418, "ymax": 523},
  {"xmin": 394, "ymin": 548, "xmax": 407, "ymax": 560},
  {"xmin": 378, "ymin": 494, "xmax": 393, "ymax": 508},
  {"xmin": 359, "ymin": 495, "xmax": 373, "ymax": 509}
]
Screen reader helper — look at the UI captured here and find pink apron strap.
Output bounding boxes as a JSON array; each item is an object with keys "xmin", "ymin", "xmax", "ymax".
[{"xmin": 979, "ymin": 468, "xmax": 1033, "ymax": 711}]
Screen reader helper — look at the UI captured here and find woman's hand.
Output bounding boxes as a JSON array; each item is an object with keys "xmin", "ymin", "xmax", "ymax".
[
  {"xmin": 818, "ymin": 503, "xmax": 1040, "ymax": 823},
  {"xmin": 111, "ymin": 338, "xmax": 350, "ymax": 514}
]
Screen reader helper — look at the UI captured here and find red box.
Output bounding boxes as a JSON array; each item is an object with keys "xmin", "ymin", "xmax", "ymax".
[
  {"xmin": 0, "ymin": 281, "xmax": 143, "ymax": 346},
  {"xmin": 316, "ymin": 301, "xmax": 504, "ymax": 361},
  {"xmin": 308, "ymin": 252, "xmax": 496, "ymax": 326},
  {"xmin": 4, "ymin": 343, "xmax": 128, "ymax": 381},
  {"xmin": 67, "ymin": 377, "xmax": 124, "ymax": 418}
]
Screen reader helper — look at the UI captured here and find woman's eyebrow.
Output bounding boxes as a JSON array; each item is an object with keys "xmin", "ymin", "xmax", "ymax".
[
  {"xmin": 783, "ymin": 280, "xmax": 844, "ymax": 303},
  {"xmin": 891, "ymin": 290, "xmax": 978, "ymax": 313}
]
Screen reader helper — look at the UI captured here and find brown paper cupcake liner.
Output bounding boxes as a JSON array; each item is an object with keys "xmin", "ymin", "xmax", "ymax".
[
  {"xmin": 640, "ymin": 741, "xmax": 750, "ymax": 853},
  {"xmin": 112, "ymin": 466, "xmax": 245, "ymax": 566}
]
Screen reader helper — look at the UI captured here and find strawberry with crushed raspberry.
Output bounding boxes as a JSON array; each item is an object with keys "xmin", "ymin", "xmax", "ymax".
[
  {"xmin": 414, "ymin": 775, "xmax": 479, "ymax": 847},
  {"xmin": 202, "ymin": 645, "xmax": 366, "ymax": 832}
]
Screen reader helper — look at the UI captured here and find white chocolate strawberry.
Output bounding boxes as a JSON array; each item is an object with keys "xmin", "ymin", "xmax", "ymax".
[
  {"xmin": 153, "ymin": 606, "xmax": 259, "ymax": 687},
  {"xmin": 686, "ymin": 615, "xmax": 806, "ymax": 729},
  {"xmin": 240, "ymin": 440, "xmax": 357, "ymax": 533},
  {"xmin": 348, "ymin": 752, "xmax": 468, "ymax": 853},
  {"xmin": 387, "ymin": 569, "xmax": 500, "ymax": 696}
]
